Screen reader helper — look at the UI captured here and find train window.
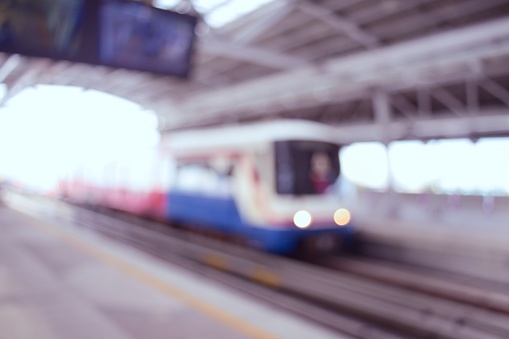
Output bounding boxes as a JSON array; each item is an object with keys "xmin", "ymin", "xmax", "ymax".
[
  {"xmin": 172, "ymin": 162, "xmax": 233, "ymax": 196},
  {"xmin": 275, "ymin": 141, "xmax": 340, "ymax": 195}
]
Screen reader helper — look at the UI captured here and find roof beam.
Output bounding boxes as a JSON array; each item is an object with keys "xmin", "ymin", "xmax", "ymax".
[
  {"xmin": 242, "ymin": 6, "xmax": 309, "ymax": 40},
  {"xmin": 1, "ymin": 58, "xmax": 50, "ymax": 104},
  {"xmin": 430, "ymin": 87, "xmax": 465, "ymax": 116},
  {"xmin": 318, "ymin": 0, "xmax": 361, "ymax": 12},
  {"xmin": 232, "ymin": 1, "xmax": 294, "ymax": 43},
  {"xmin": 163, "ymin": 109, "xmax": 509, "ymax": 143},
  {"xmin": 295, "ymin": 0, "xmax": 379, "ymax": 48},
  {"xmin": 391, "ymin": 95, "xmax": 418, "ymax": 121},
  {"xmin": 97, "ymin": 69, "xmax": 146, "ymax": 94},
  {"xmin": 199, "ymin": 37, "xmax": 309, "ymax": 70},
  {"xmin": 37, "ymin": 61, "xmax": 74, "ymax": 85},
  {"xmin": 480, "ymin": 79, "xmax": 509, "ymax": 107},
  {"xmin": 289, "ymin": 35, "xmax": 358, "ymax": 61},
  {"xmin": 0, "ymin": 54, "xmax": 21, "ymax": 83},
  {"xmin": 375, "ymin": 0, "xmax": 508, "ymax": 39},
  {"xmin": 164, "ymin": 18, "xmax": 509, "ymax": 127},
  {"xmin": 262, "ymin": 23, "xmax": 337, "ymax": 51},
  {"xmin": 328, "ymin": 110, "xmax": 509, "ymax": 143},
  {"xmin": 350, "ymin": 0, "xmax": 435, "ymax": 25}
]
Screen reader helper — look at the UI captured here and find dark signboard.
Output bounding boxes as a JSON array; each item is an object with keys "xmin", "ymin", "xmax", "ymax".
[{"xmin": 0, "ymin": 0, "xmax": 197, "ymax": 78}]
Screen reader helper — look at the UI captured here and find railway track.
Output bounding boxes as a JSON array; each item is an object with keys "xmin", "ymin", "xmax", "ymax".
[
  {"xmin": 312, "ymin": 256, "xmax": 509, "ymax": 312},
  {"xmin": 6, "ymin": 192, "xmax": 509, "ymax": 339}
]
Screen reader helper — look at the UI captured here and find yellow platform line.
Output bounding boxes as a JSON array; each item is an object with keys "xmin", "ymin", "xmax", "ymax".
[
  {"xmin": 203, "ymin": 253, "xmax": 230, "ymax": 271},
  {"xmin": 22, "ymin": 213, "xmax": 280, "ymax": 339},
  {"xmin": 251, "ymin": 268, "xmax": 283, "ymax": 289}
]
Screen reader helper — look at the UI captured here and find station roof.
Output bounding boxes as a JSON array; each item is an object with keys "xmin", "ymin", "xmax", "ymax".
[{"xmin": 1, "ymin": 0, "xmax": 509, "ymax": 141}]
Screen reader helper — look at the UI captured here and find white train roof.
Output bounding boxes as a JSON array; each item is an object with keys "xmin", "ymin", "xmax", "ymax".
[{"xmin": 161, "ymin": 119, "xmax": 343, "ymax": 153}]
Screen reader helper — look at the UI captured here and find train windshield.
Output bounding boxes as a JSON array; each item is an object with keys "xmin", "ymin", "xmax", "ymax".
[{"xmin": 275, "ymin": 140, "xmax": 340, "ymax": 195}]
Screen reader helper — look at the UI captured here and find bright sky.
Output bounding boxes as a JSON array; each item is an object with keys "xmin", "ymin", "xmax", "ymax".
[
  {"xmin": 341, "ymin": 138, "xmax": 509, "ymax": 196},
  {"xmin": 154, "ymin": 0, "xmax": 275, "ymax": 27},
  {"xmin": 0, "ymin": 85, "xmax": 159, "ymax": 192},
  {"xmin": 340, "ymin": 142, "xmax": 389, "ymax": 190}
]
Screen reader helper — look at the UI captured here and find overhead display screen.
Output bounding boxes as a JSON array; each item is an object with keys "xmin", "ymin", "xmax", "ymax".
[
  {"xmin": 0, "ymin": 0, "xmax": 89, "ymax": 60},
  {"xmin": 100, "ymin": 0, "xmax": 196, "ymax": 77},
  {"xmin": 0, "ymin": 0, "xmax": 197, "ymax": 78}
]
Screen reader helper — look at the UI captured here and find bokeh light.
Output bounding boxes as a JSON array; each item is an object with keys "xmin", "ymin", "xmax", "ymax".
[
  {"xmin": 293, "ymin": 210, "xmax": 312, "ymax": 228},
  {"xmin": 334, "ymin": 208, "xmax": 351, "ymax": 226}
]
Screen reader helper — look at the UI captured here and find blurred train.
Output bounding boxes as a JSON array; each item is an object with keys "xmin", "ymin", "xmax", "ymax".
[{"xmin": 58, "ymin": 120, "xmax": 356, "ymax": 254}]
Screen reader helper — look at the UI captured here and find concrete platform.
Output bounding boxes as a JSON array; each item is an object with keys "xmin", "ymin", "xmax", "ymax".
[{"xmin": 0, "ymin": 205, "xmax": 345, "ymax": 339}]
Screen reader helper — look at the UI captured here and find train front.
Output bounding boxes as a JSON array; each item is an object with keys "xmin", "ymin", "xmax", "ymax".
[{"xmin": 244, "ymin": 139, "xmax": 356, "ymax": 255}]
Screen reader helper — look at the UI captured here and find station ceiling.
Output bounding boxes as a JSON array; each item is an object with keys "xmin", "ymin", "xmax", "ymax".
[{"xmin": 1, "ymin": 0, "xmax": 509, "ymax": 142}]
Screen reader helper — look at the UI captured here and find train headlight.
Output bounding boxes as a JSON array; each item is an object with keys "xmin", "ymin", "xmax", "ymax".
[
  {"xmin": 334, "ymin": 208, "xmax": 351, "ymax": 226},
  {"xmin": 293, "ymin": 210, "xmax": 312, "ymax": 229}
]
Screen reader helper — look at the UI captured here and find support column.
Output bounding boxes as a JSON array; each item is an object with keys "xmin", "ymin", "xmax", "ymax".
[{"xmin": 373, "ymin": 88, "xmax": 397, "ymax": 217}]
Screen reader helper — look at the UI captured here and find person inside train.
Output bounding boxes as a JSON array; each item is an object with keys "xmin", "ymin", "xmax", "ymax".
[{"xmin": 309, "ymin": 152, "xmax": 336, "ymax": 194}]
